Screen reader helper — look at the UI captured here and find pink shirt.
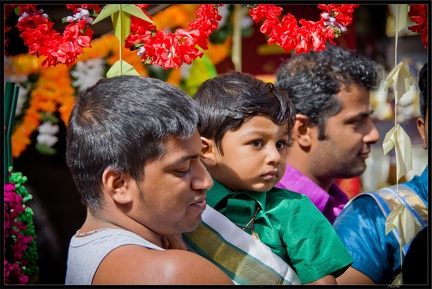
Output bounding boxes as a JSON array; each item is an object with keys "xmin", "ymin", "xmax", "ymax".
[{"xmin": 276, "ymin": 164, "xmax": 349, "ymax": 224}]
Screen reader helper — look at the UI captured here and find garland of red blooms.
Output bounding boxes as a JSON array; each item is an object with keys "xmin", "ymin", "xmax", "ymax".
[
  {"xmin": 408, "ymin": 4, "xmax": 428, "ymax": 48},
  {"xmin": 4, "ymin": 4, "xmax": 427, "ymax": 69},
  {"xmin": 124, "ymin": 4, "xmax": 222, "ymax": 69},
  {"xmin": 248, "ymin": 4, "xmax": 359, "ymax": 54},
  {"xmin": 6, "ymin": 4, "xmax": 101, "ymax": 67}
]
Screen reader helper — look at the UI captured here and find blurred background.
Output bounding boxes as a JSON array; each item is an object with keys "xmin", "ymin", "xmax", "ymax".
[{"xmin": 3, "ymin": 3, "xmax": 428, "ymax": 284}]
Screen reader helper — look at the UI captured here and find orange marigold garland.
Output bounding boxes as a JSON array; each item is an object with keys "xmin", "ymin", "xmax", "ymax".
[
  {"xmin": 248, "ymin": 4, "xmax": 359, "ymax": 54},
  {"xmin": 11, "ymin": 64, "xmax": 74, "ymax": 157},
  {"xmin": 6, "ymin": 33, "xmax": 150, "ymax": 158}
]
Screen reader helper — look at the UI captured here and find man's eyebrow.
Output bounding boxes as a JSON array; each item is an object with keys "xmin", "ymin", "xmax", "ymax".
[
  {"xmin": 168, "ymin": 154, "xmax": 200, "ymax": 167},
  {"xmin": 354, "ymin": 105, "xmax": 375, "ymax": 118}
]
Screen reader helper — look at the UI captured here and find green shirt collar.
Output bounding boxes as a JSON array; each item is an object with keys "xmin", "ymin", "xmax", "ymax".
[{"xmin": 206, "ymin": 177, "xmax": 267, "ymax": 213}]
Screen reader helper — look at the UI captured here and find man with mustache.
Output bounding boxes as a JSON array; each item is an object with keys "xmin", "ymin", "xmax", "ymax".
[
  {"xmin": 275, "ymin": 44, "xmax": 382, "ymax": 224},
  {"xmin": 334, "ymin": 63, "xmax": 428, "ymax": 284}
]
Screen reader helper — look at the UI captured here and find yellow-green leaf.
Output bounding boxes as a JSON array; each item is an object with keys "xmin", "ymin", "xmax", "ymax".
[
  {"xmin": 395, "ymin": 4, "xmax": 408, "ymax": 34},
  {"xmin": 121, "ymin": 4, "xmax": 153, "ymax": 23},
  {"xmin": 112, "ymin": 11, "xmax": 132, "ymax": 44},
  {"xmin": 93, "ymin": 4, "xmax": 153, "ymax": 25},
  {"xmin": 382, "ymin": 124, "xmax": 413, "ymax": 180},
  {"xmin": 106, "ymin": 60, "xmax": 140, "ymax": 78},
  {"xmin": 384, "ymin": 61, "xmax": 413, "ymax": 104},
  {"xmin": 92, "ymin": 4, "xmax": 121, "ymax": 25},
  {"xmin": 385, "ymin": 203, "xmax": 421, "ymax": 247}
]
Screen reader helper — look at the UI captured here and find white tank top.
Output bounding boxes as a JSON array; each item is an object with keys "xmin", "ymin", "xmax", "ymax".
[{"xmin": 65, "ymin": 228, "xmax": 163, "ymax": 284}]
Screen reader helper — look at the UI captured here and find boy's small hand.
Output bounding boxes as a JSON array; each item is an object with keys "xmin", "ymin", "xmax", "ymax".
[{"xmin": 161, "ymin": 234, "xmax": 188, "ymax": 250}]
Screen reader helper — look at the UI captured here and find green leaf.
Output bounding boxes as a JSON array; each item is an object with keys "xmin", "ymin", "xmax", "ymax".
[
  {"xmin": 106, "ymin": 60, "xmax": 140, "ymax": 78},
  {"xmin": 92, "ymin": 4, "xmax": 153, "ymax": 25},
  {"xmin": 35, "ymin": 143, "xmax": 57, "ymax": 156},
  {"xmin": 112, "ymin": 11, "xmax": 132, "ymax": 44},
  {"xmin": 121, "ymin": 4, "xmax": 153, "ymax": 23},
  {"xmin": 92, "ymin": 4, "xmax": 120, "ymax": 25}
]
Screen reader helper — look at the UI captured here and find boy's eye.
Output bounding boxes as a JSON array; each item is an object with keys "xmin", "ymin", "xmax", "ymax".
[
  {"xmin": 276, "ymin": 140, "xmax": 288, "ymax": 149},
  {"xmin": 250, "ymin": 140, "xmax": 263, "ymax": 148}
]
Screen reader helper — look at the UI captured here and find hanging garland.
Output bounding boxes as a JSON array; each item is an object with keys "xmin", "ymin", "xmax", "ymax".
[
  {"xmin": 124, "ymin": 4, "xmax": 223, "ymax": 69},
  {"xmin": 9, "ymin": 4, "xmax": 101, "ymax": 67},
  {"xmin": 248, "ymin": 4, "xmax": 359, "ymax": 54},
  {"xmin": 5, "ymin": 34, "xmax": 149, "ymax": 159},
  {"xmin": 4, "ymin": 169, "xmax": 38, "ymax": 284},
  {"xmin": 5, "ymin": 3, "xmax": 360, "ymax": 70},
  {"xmin": 5, "ymin": 3, "xmax": 428, "ymax": 69}
]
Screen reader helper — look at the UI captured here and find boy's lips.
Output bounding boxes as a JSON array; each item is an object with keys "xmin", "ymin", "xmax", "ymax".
[{"xmin": 262, "ymin": 170, "xmax": 279, "ymax": 180}]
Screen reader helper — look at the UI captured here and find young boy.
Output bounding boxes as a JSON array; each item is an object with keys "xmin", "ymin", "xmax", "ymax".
[{"xmin": 192, "ymin": 71, "xmax": 353, "ymax": 284}]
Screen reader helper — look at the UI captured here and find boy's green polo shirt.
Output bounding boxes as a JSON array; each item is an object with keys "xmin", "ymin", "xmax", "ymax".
[{"xmin": 206, "ymin": 178, "xmax": 353, "ymax": 284}]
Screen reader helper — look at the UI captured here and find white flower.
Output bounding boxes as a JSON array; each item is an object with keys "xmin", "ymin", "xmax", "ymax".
[
  {"xmin": 38, "ymin": 122, "xmax": 59, "ymax": 135},
  {"xmin": 18, "ymin": 9, "xmax": 48, "ymax": 22},
  {"xmin": 70, "ymin": 57, "xmax": 105, "ymax": 92},
  {"xmin": 217, "ymin": 5, "xmax": 230, "ymax": 28},
  {"xmin": 15, "ymin": 85, "xmax": 28, "ymax": 116},
  {"xmin": 180, "ymin": 62, "xmax": 192, "ymax": 79},
  {"xmin": 137, "ymin": 46, "xmax": 146, "ymax": 57},
  {"xmin": 66, "ymin": 8, "xmax": 93, "ymax": 23},
  {"xmin": 240, "ymin": 6, "xmax": 253, "ymax": 29},
  {"xmin": 37, "ymin": 134, "xmax": 58, "ymax": 147}
]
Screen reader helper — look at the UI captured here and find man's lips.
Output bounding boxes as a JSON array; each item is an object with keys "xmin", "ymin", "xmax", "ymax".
[
  {"xmin": 358, "ymin": 151, "xmax": 370, "ymax": 158},
  {"xmin": 191, "ymin": 199, "xmax": 206, "ymax": 210}
]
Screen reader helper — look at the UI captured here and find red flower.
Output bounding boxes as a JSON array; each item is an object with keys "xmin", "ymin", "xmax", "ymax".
[
  {"xmin": 10, "ymin": 4, "xmax": 98, "ymax": 67},
  {"xmin": 4, "ymin": 261, "xmax": 29, "ymax": 285},
  {"xmin": 318, "ymin": 4, "xmax": 359, "ymax": 26},
  {"xmin": 66, "ymin": 4, "xmax": 101, "ymax": 14},
  {"xmin": 250, "ymin": 4, "xmax": 358, "ymax": 54},
  {"xmin": 125, "ymin": 4, "xmax": 222, "ymax": 69},
  {"xmin": 408, "ymin": 4, "xmax": 428, "ymax": 48}
]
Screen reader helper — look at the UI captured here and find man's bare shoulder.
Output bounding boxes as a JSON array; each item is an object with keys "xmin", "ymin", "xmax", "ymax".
[{"xmin": 93, "ymin": 244, "xmax": 233, "ymax": 285}]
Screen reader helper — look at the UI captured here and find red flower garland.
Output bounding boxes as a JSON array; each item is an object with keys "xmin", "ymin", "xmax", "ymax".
[
  {"xmin": 249, "ymin": 4, "xmax": 359, "ymax": 54},
  {"xmin": 9, "ymin": 4, "xmax": 100, "ymax": 68},
  {"xmin": 6, "ymin": 4, "xmax": 359, "ymax": 69},
  {"xmin": 408, "ymin": 4, "xmax": 428, "ymax": 49},
  {"xmin": 124, "ymin": 4, "xmax": 223, "ymax": 69}
]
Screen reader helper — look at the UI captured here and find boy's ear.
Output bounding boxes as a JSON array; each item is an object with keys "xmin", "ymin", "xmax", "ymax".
[
  {"xmin": 102, "ymin": 168, "xmax": 133, "ymax": 205},
  {"xmin": 292, "ymin": 114, "xmax": 313, "ymax": 147},
  {"xmin": 200, "ymin": 136, "xmax": 217, "ymax": 167}
]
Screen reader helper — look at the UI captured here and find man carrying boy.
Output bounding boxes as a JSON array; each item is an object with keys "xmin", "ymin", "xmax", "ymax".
[{"xmin": 64, "ymin": 75, "xmax": 233, "ymax": 285}]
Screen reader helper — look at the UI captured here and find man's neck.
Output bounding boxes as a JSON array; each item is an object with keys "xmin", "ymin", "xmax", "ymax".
[{"xmin": 285, "ymin": 160, "xmax": 334, "ymax": 192}]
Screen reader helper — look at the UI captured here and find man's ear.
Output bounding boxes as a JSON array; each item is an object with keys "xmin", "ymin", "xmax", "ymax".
[
  {"xmin": 200, "ymin": 136, "xmax": 217, "ymax": 167},
  {"xmin": 102, "ymin": 168, "xmax": 133, "ymax": 205},
  {"xmin": 416, "ymin": 116, "xmax": 427, "ymax": 149},
  {"xmin": 292, "ymin": 114, "xmax": 313, "ymax": 147}
]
